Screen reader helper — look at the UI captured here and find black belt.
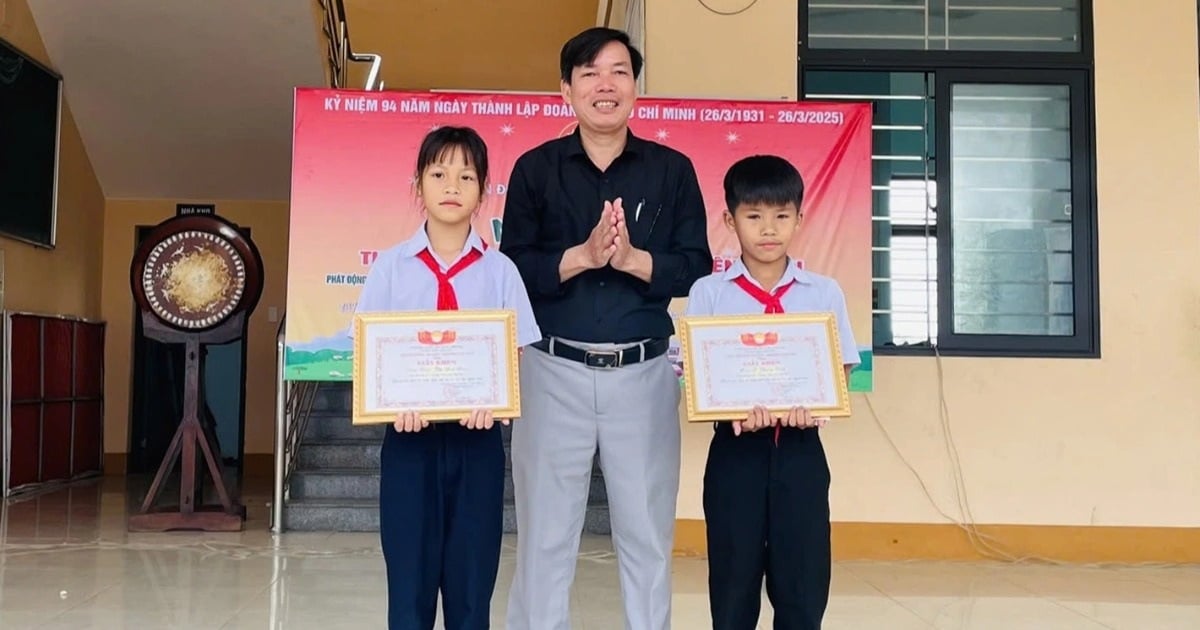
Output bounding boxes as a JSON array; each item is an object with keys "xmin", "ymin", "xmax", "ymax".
[{"xmin": 532, "ymin": 337, "xmax": 669, "ymax": 369}]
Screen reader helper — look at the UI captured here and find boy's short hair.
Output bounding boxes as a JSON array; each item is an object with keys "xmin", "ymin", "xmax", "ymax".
[
  {"xmin": 415, "ymin": 126, "xmax": 489, "ymax": 195},
  {"xmin": 560, "ymin": 27, "xmax": 643, "ymax": 84},
  {"xmin": 723, "ymin": 155, "xmax": 805, "ymax": 213}
]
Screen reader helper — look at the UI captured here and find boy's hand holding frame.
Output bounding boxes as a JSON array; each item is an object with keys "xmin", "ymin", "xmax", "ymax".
[{"xmin": 731, "ymin": 405, "xmax": 830, "ymax": 436}]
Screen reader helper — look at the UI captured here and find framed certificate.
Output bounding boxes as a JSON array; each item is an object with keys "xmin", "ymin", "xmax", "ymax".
[
  {"xmin": 677, "ymin": 312, "xmax": 851, "ymax": 422},
  {"xmin": 351, "ymin": 309, "xmax": 521, "ymax": 425}
]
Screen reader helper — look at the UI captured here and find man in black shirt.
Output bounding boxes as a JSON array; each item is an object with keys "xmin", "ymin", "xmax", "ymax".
[{"xmin": 500, "ymin": 27, "xmax": 711, "ymax": 630}]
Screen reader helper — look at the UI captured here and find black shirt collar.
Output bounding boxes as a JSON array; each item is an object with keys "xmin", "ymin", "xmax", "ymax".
[{"xmin": 564, "ymin": 126, "xmax": 646, "ymax": 159}]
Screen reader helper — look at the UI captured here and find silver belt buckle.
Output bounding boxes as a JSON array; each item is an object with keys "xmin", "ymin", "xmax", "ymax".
[{"xmin": 584, "ymin": 349, "xmax": 621, "ymax": 369}]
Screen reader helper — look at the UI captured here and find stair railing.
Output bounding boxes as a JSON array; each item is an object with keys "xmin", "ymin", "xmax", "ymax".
[
  {"xmin": 272, "ymin": 315, "xmax": 319, "ymax": 533},
  {"xmin": 273, "ymin": 1, "xmax": 385, "ymax": 533},
  {"xmin": 273, "ymin": 320, "xmax": 286, "ymax": 533},
  {"xmin": 316, "ymin": 0, "xmax": 384, "ymax": 90}
]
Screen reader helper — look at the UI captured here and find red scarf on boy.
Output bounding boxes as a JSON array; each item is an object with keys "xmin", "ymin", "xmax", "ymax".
[{"xmin": 732, "ymin": 274, "xmax": 795, "ymax": 444}]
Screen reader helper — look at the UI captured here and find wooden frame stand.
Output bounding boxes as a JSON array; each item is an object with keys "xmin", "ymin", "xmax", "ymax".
[{"xmin": 127, "ymin": 313, "xmax": 247, "ymax": 532}]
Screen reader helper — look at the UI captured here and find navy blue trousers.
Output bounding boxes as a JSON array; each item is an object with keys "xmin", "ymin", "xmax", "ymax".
[
  {"xmin": 379, "ymin": 422, "xmax": 505, "ymax": 630},
  {"xmin": 703, "ymin": 422, "xmax": 832, "ymax": 630}
]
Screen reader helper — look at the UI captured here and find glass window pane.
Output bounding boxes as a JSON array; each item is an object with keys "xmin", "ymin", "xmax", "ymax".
[
  {"xmin": 809, "ymin": 1, "xmax": 927, "ymax": 50},
  {"xmin": 807, "ymin": 0, "xmax": 1081, "ymax": 52},
  {"xmin": 889, "ymin": 178, "xmax": 936, "ymax": 226},
  {"xmin": 949, "ymin": 82, "xmax": 1074, "ymax": 336},
  {"xmin": 806, "ymin": 70, "xmax": 937, "ymax": 348},
  {"xmin": 886, "ymin": 230, "xmax": 938, "ymax": 346}
]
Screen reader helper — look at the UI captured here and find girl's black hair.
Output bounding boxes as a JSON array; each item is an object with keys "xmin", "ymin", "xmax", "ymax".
[{"xmin": 414, "ymin": 125, "xmax": 489, "ymax": 194}]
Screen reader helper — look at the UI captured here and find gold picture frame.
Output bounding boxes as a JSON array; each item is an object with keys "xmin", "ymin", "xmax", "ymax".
[
  {"xmin": 677, "ymin": 312, "xmax": 852, "ymax": 422},
  {"xmin": 351, "ymin": 309, "xmax": 521, "ymax": 425}
]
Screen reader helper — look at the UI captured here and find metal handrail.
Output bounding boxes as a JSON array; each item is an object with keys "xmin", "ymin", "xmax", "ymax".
[
  {"xmin": 273, "ymin": 1, "xmax": 383, "ymax": 533},
  {"xmin": 272, "ymin": 314, "xmax": 321, "ymax": 533},
  {"xmin": 272, "ymin": 321, "xmax": 286, "ymax": 532},
  {"xmin": 317, "ymin": 0, "xmax": 384, "ymax": 90},
  {"xmin": 284, "ymin": 381, "xmax": 318, "ymax": 487}
]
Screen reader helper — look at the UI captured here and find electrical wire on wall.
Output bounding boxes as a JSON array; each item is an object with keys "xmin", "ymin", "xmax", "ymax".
[
  {"xmin": 860, "ymin": 344, "xmax": 1187, "ymax": 567},
  {"xmin": 696, "ymin": 0, "xmax": 760, "ymax": 16},
  {"xmin": 675, "ymin": 5, "xmax": 1161, "ymax": 564}
]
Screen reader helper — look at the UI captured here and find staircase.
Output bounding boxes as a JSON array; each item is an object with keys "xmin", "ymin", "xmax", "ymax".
[{"xmin": 282, "ymin": 382, "xmax": 611, "ymax": 533}]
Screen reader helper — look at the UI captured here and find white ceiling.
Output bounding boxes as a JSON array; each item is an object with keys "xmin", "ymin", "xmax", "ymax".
[{"xmin": 26, "ymin": 0, "xmax": 326, "ymax": 200}]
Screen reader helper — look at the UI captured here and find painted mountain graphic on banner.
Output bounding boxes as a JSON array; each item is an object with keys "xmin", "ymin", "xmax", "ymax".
[{"xmin": 284, "ymin": 331, "xmax": 355, "ymax": 380}]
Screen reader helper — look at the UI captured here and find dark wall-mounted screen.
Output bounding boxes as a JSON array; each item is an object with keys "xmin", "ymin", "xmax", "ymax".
[{"xmin": 0, "ymin": 38, "xmax": 61, "ymax": 248}]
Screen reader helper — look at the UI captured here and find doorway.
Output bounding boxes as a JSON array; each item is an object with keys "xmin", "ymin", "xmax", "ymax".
[{"xmin": 127, "ymin": 224, "xmax": 250, "ymax": 484}]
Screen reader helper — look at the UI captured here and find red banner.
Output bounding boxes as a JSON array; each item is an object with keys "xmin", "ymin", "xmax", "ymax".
[{"xmin": 284, "ymin": 89, "xmax": 873, "ymax": 390}]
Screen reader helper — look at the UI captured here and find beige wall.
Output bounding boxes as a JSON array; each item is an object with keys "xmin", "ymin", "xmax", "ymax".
[
  {"xmin": 100, "ymin": 200, "xmax": 289, "ymax": 457},
  {"xmin": 646, "ymin": 0, "xmax": 795, "ymax": 100},
  {"xmin": 344, "ymin": 0, "xmax": 596, "ymax": 91},
  {"xmin": 3, "ymin": 0, "xmax": 285, "ymax": 465},
  {"xmin": 14, "ymin": 0, "xmax": 1200, "ymax": 538},
  {"xmin": 0, "ymin": 0, "xmax": 105, "ymax": 318},
  {"xmin": 648, "ymin": 0, "xmax": 1200, "ymax": 527}
]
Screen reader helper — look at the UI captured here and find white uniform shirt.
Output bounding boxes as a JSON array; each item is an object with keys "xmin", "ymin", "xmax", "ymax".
[
  {"xmin": 355, "ymin": 223, "xmax": 542, "ymax": 347},
  {"xmin": 684, "ymin": 256, "xmax": 860, "ymax": 366}
]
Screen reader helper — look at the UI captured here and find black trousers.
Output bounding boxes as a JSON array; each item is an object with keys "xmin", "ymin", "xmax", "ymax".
[
  {"xmin": 379, "ymin": 422, "xmax": 505, "ymax": 630},
  {"xmin": 703, "ymin": 422, "xmax": 832, "ymax": 630}
]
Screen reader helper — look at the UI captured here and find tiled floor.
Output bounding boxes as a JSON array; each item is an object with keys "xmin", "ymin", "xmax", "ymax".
[{"xmin": 1, "ymin": 478, "xmax": 1198, "ymax": 628}]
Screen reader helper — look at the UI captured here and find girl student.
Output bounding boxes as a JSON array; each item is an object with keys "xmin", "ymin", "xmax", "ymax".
[{"xmin": 354, "ymin": 125, "xmax": 541, "ymax": 630}]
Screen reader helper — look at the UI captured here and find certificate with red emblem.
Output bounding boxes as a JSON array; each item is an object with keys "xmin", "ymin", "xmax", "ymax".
[
  {"xmin": 351, "ymin": 310, "xmax": 520, "ymax": 424},
  {"xmin": 677, "ymin": 313, "xmax": 851, "ymax": 422}
]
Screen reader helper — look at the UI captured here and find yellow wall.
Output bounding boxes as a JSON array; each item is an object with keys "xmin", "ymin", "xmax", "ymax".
[
  {"xmin": 100, "ymin": 200, "xmax": 289, "ymax": 458},
  {"xmin": 3, "ymin": 0, "xmax": 287, "ymax": 466},
  {"xmin": 343, "ymin": 0, "xmax": 597, "ymax": 91},
  {"xmin": 12, "ymin": 0, "xmax": 1198, "ymax": 549},
  {"xmin": 648, "ymin": 0, "xmax": 1200, "ymax": 530},
  {"xmin": 0, "ymin": 0, "xmax": 104, "ymax": 318},
  {"xmin": 645, "ymin": 0, "xmax": 795, "ymax": 100}
]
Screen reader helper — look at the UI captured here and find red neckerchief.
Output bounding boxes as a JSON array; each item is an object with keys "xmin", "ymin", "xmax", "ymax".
[
  {"xmin": 732, "ymin": 273, "xmax": 795, "ymax": 444},
  {"xmin": 414, "ymin": 241, "xmax": 488, "ymax": 311}
]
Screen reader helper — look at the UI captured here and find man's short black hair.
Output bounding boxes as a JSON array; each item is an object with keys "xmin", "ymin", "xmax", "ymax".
[
  {"xmin": 723, "ymin": 155, "xmax": 805, "ymax": 213},
  {"xmin": 415, "ymin": 125, "xmax": 489, "ymax": 195},
  {"xmin": 560, "ymin": 27, "xmax": 643, "ymax": 83}
]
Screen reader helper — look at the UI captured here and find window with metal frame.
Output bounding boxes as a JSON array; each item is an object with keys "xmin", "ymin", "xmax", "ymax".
[
  {"xmin": 806, "ymin": 0, "xmax": 1083, "ymax": 52},
  {"xmin": 799, "ymin": 1, "xmax": 1097, "ymax": 357}
]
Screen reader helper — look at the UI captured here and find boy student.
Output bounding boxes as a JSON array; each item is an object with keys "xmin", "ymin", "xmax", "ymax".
[{"xmin": 684, "ymin": 155, "xmax": 859, "ymax": 630}]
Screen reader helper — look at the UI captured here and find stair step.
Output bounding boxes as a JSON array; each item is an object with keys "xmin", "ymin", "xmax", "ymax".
[
  {"xmin": 297, "ymin": 435, "xmax": 602, "ymax": 476},
  {"xmin": 310, "ymin": 382, "xmax": 352, "ymax": 412},
  {"xmin": 303, "ymin": 411, "xmax": 386, "ymax": 442},
  {"xmin": 290, "ymin": 467, "xmax": 608, "ymax": 503},
  {"xmin": 283, "ymin": 498, "xmax": 379, "ymax": 532},
  {"xmin": 288, "ymin": 382, "xmax": 611, "ymax": 536},
  {"xmin": 304, "ymin": 416, "xmax": 518, "ymax": 448},
  {"xmin": 283, "ymin": 500, "xmax": 611, "ymax": 535},
  {"xmin": 290, "ymin": 469, "xmax": 378, "ymax": 500},
  {"xmin": 294, "ymin": 439, "xmax": 515, "ymax": 471},
  {"xmin": 296, "ymin": 440, "xmax": 380, "ymax": 469}
]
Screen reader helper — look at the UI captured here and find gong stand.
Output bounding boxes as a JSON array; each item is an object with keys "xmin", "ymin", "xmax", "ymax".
[{"xmin": 127, "ymin": 311, "xmax": 248, "ymax": 532}]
